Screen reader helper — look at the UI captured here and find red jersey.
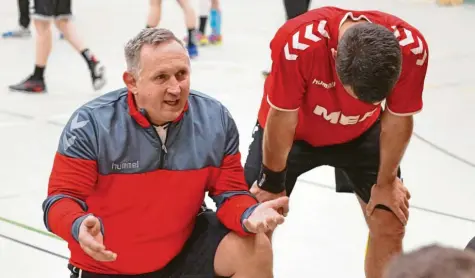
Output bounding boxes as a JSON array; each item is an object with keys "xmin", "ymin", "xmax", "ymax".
[{"xmin": 257, "ymin": 7, "xmax": 429, "ymax": 146}]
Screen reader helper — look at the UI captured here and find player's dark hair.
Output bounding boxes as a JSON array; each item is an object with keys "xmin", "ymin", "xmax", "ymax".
[
  {"xmin": 336, "ymin": 23, "xmax": 402, "ymax": 103},
  {"xmin": 384, "ymin": 245, "xmax": 475, "ymax": 278}
]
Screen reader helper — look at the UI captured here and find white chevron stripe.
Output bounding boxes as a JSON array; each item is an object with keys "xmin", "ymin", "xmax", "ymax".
[
  {"xmin": 393, "ymin": 26, "xmax": 401, "ymax": 38},
  {"xmin": 411, "ymin": 37, "xmax": 424, "ymax": 55},
  {"xmin": 284, "ymin": 43, "xmax": 297, "ymax": 60},
  {"xmin": 399, "ymin": 29, "xmax": 414, "ymax": 46},
  {"xmin": 318, "ymin": 20, "xmax": 330, "ymax": 38},
  {"xmin": 292, "ymin": 31, "xmax": 309, "ymax": 50},
  {"xmin": 416, "ymin": 50, "xmax": 427, "ymax": 66},
  {"xmin": 304, "ymin": 24, "xmax": 320, "ymax": 42}
]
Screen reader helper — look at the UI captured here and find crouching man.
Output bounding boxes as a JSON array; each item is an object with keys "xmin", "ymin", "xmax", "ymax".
[{"xmin": 42, "ymin": 28, "xmax": 287, "ymax": 278}]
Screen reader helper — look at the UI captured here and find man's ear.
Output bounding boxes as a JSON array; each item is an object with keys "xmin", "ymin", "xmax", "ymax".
[{"xmin": 123, "ymin": 71, "xmax": 138, "ymax": 94}]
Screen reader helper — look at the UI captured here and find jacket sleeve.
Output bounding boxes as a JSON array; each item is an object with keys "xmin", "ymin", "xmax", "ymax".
[
  {"xmin": 42, "ymin": 108, "xmax": 99, "ymax": 243},
  {"xmin": 208, "ymin": 107, "xmax": 259, "ymax": 236}
]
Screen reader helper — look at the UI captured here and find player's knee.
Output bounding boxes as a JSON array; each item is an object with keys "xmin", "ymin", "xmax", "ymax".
[
  {"xmin": 33, "ymin": 19, "xmax": 51, "ymax": 34},
  {"xmin": 367, "ymin": 207, "xmax": 405, "ymax": 240},
  {"xmin": 238, "ymin": 233, "xmax": 273, "ymax": 277},
  {"xmin": 216, "ymin": 232, "xmax": 273, "ymax": 278},
  {"xmin": 54, "ymin": 19, "xmax": 68, "ymax": 31}
]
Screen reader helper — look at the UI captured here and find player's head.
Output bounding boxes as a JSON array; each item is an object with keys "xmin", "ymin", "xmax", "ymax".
[
  {"xmin": 383, "ymin": 245, "xmax": 475, "ymax": 278},
  {"xmin": 123, "ymin": 28, "xmax": 191, "ymax": 125},
  {"xmin": 335, "ymin": 22, "xmax": 402, "ymax": 104}
]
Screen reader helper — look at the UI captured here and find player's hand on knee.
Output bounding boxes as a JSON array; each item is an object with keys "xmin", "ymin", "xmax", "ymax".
[
  {"xmin": 366, "ymin": 177, "xmax": 411, "ymax": 225},
  {"xmin": 243, "ymin": 196, "xmax": 289, "ymax": 233},
  {"xmin": 78, "ymin": 215, "xmax": 117, "ymax": 262}
]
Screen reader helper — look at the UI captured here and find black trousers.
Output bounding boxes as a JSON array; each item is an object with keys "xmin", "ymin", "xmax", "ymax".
[
  {"xmin": 18, "ymin": 0, "xmax": 31, "ymax": 28},
  {"xmin": 283, "ymin": 0, "xmax": 311, "ymax": 20}
]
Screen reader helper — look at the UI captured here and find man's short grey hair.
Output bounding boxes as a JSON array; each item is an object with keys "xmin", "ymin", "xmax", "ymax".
[
  {"xmin": 124, "ymin": 28, "xmax": 184, "ymax": 74},
  {"xmin": 384, "ymin": 244, "xmax": 475, "ymax": 278}
]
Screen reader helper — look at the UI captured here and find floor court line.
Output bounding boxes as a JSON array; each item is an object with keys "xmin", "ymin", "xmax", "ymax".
[{"xmin": 0, "ymin": 233, "xmax": 68, "ymax": 260}]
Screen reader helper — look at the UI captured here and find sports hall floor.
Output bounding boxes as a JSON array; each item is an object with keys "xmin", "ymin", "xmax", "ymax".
[{"xmin": 1, "ymin": 0, "xmax": 474, "ymax": 277}]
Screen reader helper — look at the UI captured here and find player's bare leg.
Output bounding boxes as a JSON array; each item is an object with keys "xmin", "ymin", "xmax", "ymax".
[
  {"xmin": 8, "ymin": 18, "xmax": 51, "ymax": 93},
  {"xmin": 54, "ymin": 18, "xmax": 106, "ymax": 90},
  {"xmin": 358, "ymin": 197, "xmax": 405, "ymax": 278},
  {"xmin": 176, "ymin": 0, "xmax": 199, "ymax": 58},
  {"xmin": 34, "ymin": 19, "xmax": 53, "ymax": 69},
  {"xmin": 214, "ymin": 232, "xmax": 273, "ymax": 278},
  {"xmin": 146, "ymin": 0, "xmax": 162, "ymax": 28}
]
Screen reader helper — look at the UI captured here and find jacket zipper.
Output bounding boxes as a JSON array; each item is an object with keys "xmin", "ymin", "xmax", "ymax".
[{"xmin": 158, "ymin": 125, "xmax": 169, "ymax": 169}]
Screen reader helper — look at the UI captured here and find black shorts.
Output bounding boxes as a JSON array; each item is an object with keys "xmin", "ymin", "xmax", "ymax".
[
  {"xmin": 68, "ymin": 211, "xmax": 230, "ymax": 278},
  {"xmin": 283, "ymin": 0, "xmax": 311, "ymax": 20},
  {"xmin": 33, "ymin": 0, "xmax": 72, "ymax": 19},
  {"xmin": 244, "ymin": 120, "xmax": 401, "ymax": 208}
]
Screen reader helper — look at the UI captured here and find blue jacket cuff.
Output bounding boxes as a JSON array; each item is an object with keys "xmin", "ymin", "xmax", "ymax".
[{"xmin": 240, "ymin": 203, "xmax": 260, "ymax": 233}]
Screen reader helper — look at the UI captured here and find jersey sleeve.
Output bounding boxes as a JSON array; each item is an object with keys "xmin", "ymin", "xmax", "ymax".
[
  {"xmin": 42, "ymin": 108, "xmax": 99, "ymax": 243},
  {"xmin": 386, "ymin": 27, "xmax": 429, "ymax": 116},
  {"xmin": 208, "ymin": 107, "xmax": 259, "ymax": 236},
  {"xmin": 265, "ymin": 24, "xmax": 318, "ymax": 111}
]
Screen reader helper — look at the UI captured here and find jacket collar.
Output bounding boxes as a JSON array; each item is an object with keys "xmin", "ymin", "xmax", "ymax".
[{"xmin": 127, "ymin": 91, "xmax": 189, "ymax": 128}]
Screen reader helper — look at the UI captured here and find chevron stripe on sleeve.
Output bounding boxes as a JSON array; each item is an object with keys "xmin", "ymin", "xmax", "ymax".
[
  {"xmin": 386, "ymin": 25, "xmax": 429, "ymax": 116},
  {"xmin": 266, "ymin": 20, "xmax": 330, "ymax": 111}
]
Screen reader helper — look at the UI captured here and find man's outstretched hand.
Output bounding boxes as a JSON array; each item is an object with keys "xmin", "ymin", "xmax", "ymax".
[{"xmin": 243, "ymin": 196, "xmax": 289, "ymax": 234}]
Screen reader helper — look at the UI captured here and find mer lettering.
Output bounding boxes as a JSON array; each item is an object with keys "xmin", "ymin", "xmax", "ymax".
[{"xmin": 313, "ymin": 105, "xmax": 378, "ymax": 125}]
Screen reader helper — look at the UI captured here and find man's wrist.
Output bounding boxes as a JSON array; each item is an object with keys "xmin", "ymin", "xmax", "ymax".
[
  {"xmin": 376, "ymin": 173, "xmax": 398, "ymax": 186},
  {"xmin": 257, "ymin": 164, "xmax": 286, "ymax": 193},
  {"xmin": 240, "ymin": 203, "xmax": 260, "ymax": 233}
]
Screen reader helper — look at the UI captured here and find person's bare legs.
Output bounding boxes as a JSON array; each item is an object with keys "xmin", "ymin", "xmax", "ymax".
[
  {"xmin": 358, "ymin": 197, "xmax": 405, "ymax": 278},
  {"xmin": 214, "ymin": 232, "xmax": 274, "ymax": 278},
  {"xmin": 53, "ymin": 18, "xmax": 106, "ymax": 90},
  {"xmin": 8, "ymin": 18, "xmax": 51, "ymax": 93},
  {"xmin": 176, "ymin": 0, "xmax": 199, "ymax": 57},
  {"xmin": 146, "ymin": 0, "xmax": 162, "ymax": 28},
  {"xmin": 34, "ymin": 19, "xmax": 53, "ymax": 68}
]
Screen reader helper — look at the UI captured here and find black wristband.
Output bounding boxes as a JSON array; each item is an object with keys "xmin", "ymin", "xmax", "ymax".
[{"xmin": 257, "ymin": 165, "xmax": 287, "ymax": 194}]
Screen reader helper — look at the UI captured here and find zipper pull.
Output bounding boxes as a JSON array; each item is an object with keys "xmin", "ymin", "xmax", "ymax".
[{"xmin": 162, "ymin": 144, "xmax": 167, "ymax": 153}]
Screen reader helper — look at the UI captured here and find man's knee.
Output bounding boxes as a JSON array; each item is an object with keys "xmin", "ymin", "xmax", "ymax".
[
  {"xmin": 54, "ymin": 18, "xmax": 68, "ymax": 30},
  {"xmin": 215, "ymin": 232, "xmax": 273, "ymax": 278},
  {"xmin": 34, "ymin": 19, "xmax": 51, "ymax": 33},
  {"xmin": 368, "ymin": 207, "xmax": 405, "ymax": 240}
]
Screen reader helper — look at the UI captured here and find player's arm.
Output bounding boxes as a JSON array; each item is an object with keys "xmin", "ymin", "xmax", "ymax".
[
  {"xmin": 208, "ymin": 107, "xmax": 260, "ymax": 236},
  {"xmin": 257, "ymin": 40, "xmax": 313, "ymax": 194},
  {"xmin": 42, "ymin": 109, "xmax": 100, "ymax": 243},
  {"xmin": 377, "ymin": 31, "xmax": 429, "ymax": 185},
  {"xmin": 377, "ymin": 111, "xmax": 414, "ymax": 185}
]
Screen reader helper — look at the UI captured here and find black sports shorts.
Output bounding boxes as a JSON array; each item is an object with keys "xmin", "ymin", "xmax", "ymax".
[
  {"xmin": 283, "ymin": 0, "xmax": 311, "ymax": 20},
  {"xmin": 33, "ymin": 0, "xmax": 72, "ymax": 19},
  {"xmin": 68, "ymin": 210, "xmax": 230, "ymax": 278},
  {"xmin": 244, "ymin": 119, "xmax": 401, "ymax": 210}
]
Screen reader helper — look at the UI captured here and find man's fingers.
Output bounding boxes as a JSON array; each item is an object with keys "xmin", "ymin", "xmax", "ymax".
[
  {"xmin": 366, "ymin": 200, "xmax": 376, "ymax": 217},
  {"xmin": 395, "ymin": 208, "xmax": 408, "ymax": 226},
  {"xmin": 83, "ymin": 216, "xmax": 100, "ymax": 229},
  {"xmin": 401, "ymin": 203, "xmax": 410, "ymax": 221},
  {"xmin": 82, "ymin": 245, "xmax": 117, "ymax": 262},
  {"xmin": 267, "ymin": 196, "xmax": 289, "ymax": 210},
  {"xmin": 404, "ymin": 198, "xmax": 409, "ymax": 209}
]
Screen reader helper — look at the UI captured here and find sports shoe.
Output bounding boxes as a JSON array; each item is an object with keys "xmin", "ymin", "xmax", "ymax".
[
  {"xmin": 9, "ymin": 76, "xmax": 46, "ymax": 93},
  {"xmin": 208, "ymin": 34, "xmax": 222, "ymax": 45},
  {"xmin": 2, "ymin": 27, "xmax": 31, "ymax": 38},
  {"xmin": 88, "ymin": 61, "xmax": 106, "ymax": 91},
  {"xmin": 184, "ymin": 32, "xmax": 209, "ymax": 46},
  {"xmin": 187, "ymin": 44, "xmax": 198, "ymax": 59}
]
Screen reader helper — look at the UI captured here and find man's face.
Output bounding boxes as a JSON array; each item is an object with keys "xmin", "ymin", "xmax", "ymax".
[{"xmin": 124, "ymin": 40, "xmax": 190, "ymax": 125}]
